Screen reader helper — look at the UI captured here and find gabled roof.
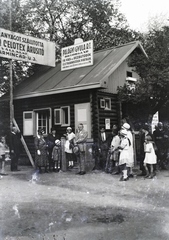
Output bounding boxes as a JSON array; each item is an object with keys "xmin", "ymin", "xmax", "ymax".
[{"xmin": 3, "ymin": 41, "xmax": 147, "ymax": 100}]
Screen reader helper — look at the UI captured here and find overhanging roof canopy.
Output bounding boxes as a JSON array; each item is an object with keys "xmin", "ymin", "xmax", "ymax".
[{"xmin": 2, "ymin": 41, "xmax": 147, "ymax": 100}]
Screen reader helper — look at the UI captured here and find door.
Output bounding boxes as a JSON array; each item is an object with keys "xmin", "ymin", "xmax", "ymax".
[{"xmin": 74, "ymin": 103, "xmax": 91, "ymax": 138}]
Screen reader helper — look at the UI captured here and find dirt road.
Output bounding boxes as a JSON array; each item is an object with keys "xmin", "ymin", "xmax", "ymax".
[{"xmin": 1, "ymin": 166, "xmax": 169, "ymax": 240}]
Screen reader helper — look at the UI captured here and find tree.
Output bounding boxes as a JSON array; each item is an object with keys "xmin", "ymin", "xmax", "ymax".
[{"xmin": 117, "ymin": 26, "xmax": 169, "ymax": 127}]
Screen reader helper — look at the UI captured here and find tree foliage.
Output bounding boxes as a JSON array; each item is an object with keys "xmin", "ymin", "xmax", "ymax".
[
  {"xmin": 118, "ymin": 26, "xmax": 169, "ymax": 124},
  {"xmin": 0, "ymin": 0, "xmax": 141, "ymax": 95}
]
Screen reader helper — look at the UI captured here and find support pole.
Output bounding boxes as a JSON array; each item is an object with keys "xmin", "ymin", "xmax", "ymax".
[{"xmin": 13, "ymin": 118, "xmax": 35, "ymax": 168}]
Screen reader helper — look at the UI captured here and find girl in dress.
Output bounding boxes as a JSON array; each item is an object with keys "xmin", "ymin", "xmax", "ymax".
[{"xmin": 144, "ymin": 135, "xmax": 157, "ymax": 179}]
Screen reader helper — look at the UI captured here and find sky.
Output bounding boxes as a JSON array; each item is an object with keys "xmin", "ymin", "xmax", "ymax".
[{"xmin": 120, "ymin": 0, "xmax": 169, "ymax": 32}]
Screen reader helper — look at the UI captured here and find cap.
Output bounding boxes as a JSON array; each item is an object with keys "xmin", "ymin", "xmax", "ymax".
[
  {"xmin": 55, "ymin": 139, "xmax": 60, "ymax": 145},
  {"xmin": 122, "ymin": 123, "xmax": 130, "ymax": 130},
  {"xmin": 67, "ymin": 127, "xmax": 72, "ymax": 130}
]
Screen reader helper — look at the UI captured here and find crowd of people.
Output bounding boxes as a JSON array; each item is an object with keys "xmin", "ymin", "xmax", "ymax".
[{"xmin": 0, "ymin": 121, "xmax": 168, "ymax": 180}]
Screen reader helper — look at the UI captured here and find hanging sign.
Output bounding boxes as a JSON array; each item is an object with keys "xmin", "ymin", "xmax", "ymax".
[
  {"xmin": 61, "ymin": 40, "xmax": 93, "ymax": 71},
  {"xmin": 0, "ymin": 28, "xmax": 55, "ymax": 67}
]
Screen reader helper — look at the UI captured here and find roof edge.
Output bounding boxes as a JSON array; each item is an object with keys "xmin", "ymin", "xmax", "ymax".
[{"xmin": 12, "ymin": 82, "xmax": 104, "ymax": 100}]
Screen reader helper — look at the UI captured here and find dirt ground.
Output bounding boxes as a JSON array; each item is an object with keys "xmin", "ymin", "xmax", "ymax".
[{"xmin": 1, "ymin": 164, "xmax": 169, "ymax": 240}]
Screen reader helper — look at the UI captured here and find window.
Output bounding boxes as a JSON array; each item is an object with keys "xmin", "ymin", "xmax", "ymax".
[
  {"xmin": 100, "ymin": 98, "xmax": 111, "ymax": 110},
  {"xmin": 54, "ymin": 109, "xmax": 61, "ymax": 125},
  {"xmin": 126, "ymin": 71, "xmax": 132, "ymax": 77},
  {"xmin": 34, "ymin": 108, "xmax": 51, "ymax": 135},
  {"xmin": 100, "ymin": 99, "xmax": 105, "ymax": 108},
  {"xmin": 105, "ymin": 98, "xmax": 111, "ymax": 110},
  {"xmin": 23, "ymin": 111, "xmax": 33, "ymax": 136},
  {"xmin": 54, "ymin": 106, "xmax": 70, "ymax": 126}
]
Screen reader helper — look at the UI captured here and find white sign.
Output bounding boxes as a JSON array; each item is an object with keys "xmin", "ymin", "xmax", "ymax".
[
  {"xmin": 151, "ymin": 111, "xmax": 159, "ymax": 133},
  {"xmin": 0, "ymin": 28, "xmax": 55, "ymax": 67},
  {"xmin": 105, "ymin": 118, "xmax": 110, "ymax": 130},
  {"xmin": 61, "ymin": 40, "xmax": 93, "ymax": 71}
]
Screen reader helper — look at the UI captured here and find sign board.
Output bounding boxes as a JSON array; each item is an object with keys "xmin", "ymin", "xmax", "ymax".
[
  {"xmin": 61, "ymin": 40, "xmax": 93, "ymax": 71},
  {"xmin": 0, "ymin": 28, "xmax": 55, "ymax": 67},
  {"xmin": 105, "ymin": 118, "xmax": 110, "ymax": 130}
]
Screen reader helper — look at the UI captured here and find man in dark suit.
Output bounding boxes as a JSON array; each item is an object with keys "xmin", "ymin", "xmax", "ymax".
[
  {"xmin": 98, "ymin": 127, "xmax": 110, "ymax": 171},
  {"xmin": 9, "ymin": 127, "xmax": 21, "ymax": 171}
]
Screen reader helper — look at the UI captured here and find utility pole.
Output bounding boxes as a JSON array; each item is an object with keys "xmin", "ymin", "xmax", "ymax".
[{"xmin": 9, "ymin": 0, "xmax": 13, "ymax": 131}]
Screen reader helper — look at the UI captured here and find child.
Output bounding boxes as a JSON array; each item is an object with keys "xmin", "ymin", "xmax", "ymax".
[
  {"xmin": 144, "ymin": 135, "xmax": 157, "ymax": 179},
  {"xmin": 52, "ymin": 139, "xmax": 61, "ymax": 172},
  {"xmin": 0, "ymin": 136, "xmax": 9, "ymax": 175}
]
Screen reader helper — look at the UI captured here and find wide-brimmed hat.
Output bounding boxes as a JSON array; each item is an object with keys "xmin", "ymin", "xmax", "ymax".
[
  {"xmin": 120, "ymin": 129, "xmax": 128, "ymax": 136},
  {"xmin": 122, "ymin": 123, "xmax": 130, "ymax": 130},
  {"xmin": 73, "ymin": 146, "xmax": 79, "ymax": 154}
]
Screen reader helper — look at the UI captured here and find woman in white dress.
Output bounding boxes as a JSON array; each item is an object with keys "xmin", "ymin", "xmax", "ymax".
[
  {"xmin": 118, "ymin": 129, "xmax": 130, "ymax": 181},
  {"xmin": 64, "ymin": 127, "xmax": 75, "ymax": 169},
  {"xmin": 144, "ymin": 135, "xmax": 157, "ymax": 179}
]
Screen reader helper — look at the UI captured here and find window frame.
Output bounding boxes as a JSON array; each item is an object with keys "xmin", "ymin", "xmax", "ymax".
[
  {"xmin": 33, "ymin": 108, "xmax": 52, "ymax": 136},
  {"xmin": 54, "ymin": 106, "xmax": 70, "ymax": 127}
]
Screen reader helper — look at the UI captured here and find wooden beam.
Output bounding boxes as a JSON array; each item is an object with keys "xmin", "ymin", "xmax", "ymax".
[{"xmin": 13, "ymin": 118, "xmax": 35, "ymax": 168}]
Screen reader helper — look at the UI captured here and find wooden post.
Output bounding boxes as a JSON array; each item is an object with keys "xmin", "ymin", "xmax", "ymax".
[
  {"xmin": 61, "ymin": 137, "xmax": 67, "ymax": 172},
  {"xmin": 13, "ymin": 118, "xmax": 35, "ymax": 168}
]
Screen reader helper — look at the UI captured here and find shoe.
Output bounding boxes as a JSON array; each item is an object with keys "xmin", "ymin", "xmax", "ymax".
[
  {"xmin": 11, "ymin": 169, "xmax": 20, "ymax": 172},
  {"xmin": 128, "ymin": 174, "xmax": 134, "ymax": 178},
  {"xmin": 137, "ymin": 172, "xmax": 146, "ymax": 176},
  {"xmin": 112, "ymin": 172, "xmax": 119, "ymax": 175},
  {"xmin": 45, "ymin": 170, "xmax": 49, "ymax": 173},
  {"xmin": 76, "ymin": 172, "xmax": 81, "ymax": 175},
  {"xmin": 119, "ymin": 176, "xmax": 124, "ymax": 181},
  {"xmin": 144, "ymin": 174, "xmax": 149, "ymax": 178},
  {"xmin": 148, "ymin": 175, "xmax": 154, "ymax": 179},
  {"xmin": 80, "ymin": 171, "xmax": 86, "ymax": 175}
]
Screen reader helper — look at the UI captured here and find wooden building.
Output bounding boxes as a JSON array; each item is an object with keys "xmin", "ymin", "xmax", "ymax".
[{"xmin": 1, "ymin": 41, "xmax": 147, "ymax": 159}]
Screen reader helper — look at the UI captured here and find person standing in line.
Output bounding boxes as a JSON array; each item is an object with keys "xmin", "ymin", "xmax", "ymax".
[
  {"xmin": 34, "ymin": 128, "xmax": 49, "ymax": 173},
  {"xmin": 138, "ymin": 123, "xmax": 153, "ymax": 176},
  {"xmin": 47, "ymin": 127, "xmax": 59, "ymax": 172},
  {"xmin": 74, "ymin": 123, "xmax": 88, "ymax": 175},
  {"xmin": 122, "ymin": 123, "xmax": 134, "ymax": 178},
  {"xmin": 118, "ymin": 129, "xmax": 130, "ymax": 181},
  {"xmin": 64, "ymin": 127, "xmax": 75, "ymax": 169},
  {"xmin": 9, "ymin": 126, "xmax": 21, "ymax": 172},
  {"xmin": 0, "ymin": 136, "xmax": 8, "ymax": 175},
  {"xmin": 98, "ymin": 127, "xmax": 109, "ymax": 171},
  {"xmin": 153, "ymin": 122, "xmax": 168, "ymax": 170},
  {"xmin": 144, "ymin": 135, "xmax": 157, "ymax": 179},
  {"xmin": 52, "ymin": 139, "xmax": 61, "ymax": 172},
  {"xmin": 105, "ymin": 126, "xmax": 120, "ymax": 174}
]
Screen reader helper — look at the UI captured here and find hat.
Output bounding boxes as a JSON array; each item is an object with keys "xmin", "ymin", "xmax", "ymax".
[
  {"xmin": 55, "ymin": 139, "xmax": 60, "ymax": 145},
  {"xmin": 120, "ymin": 129, "xmax": 128, "ymax": 136},
  {"xmin": 73, "ymin": 146, "xmax": 79, "ymax": 154},
  {"xmin": 67, "ymin": 127, "xmax": 72, "ymax": 130},
  {"xmin": 122, "ymin": 123, "xmax": 130, "ymax": 130}
]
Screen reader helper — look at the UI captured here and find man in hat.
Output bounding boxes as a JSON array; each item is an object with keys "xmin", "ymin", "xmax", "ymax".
[
  {"xmin": 9, "ymin": 126, "xmax": 21, "ymax": 171},
  {"xmin": 74, "ymin": 123, "xmax": 88, "ymax": 175}
]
